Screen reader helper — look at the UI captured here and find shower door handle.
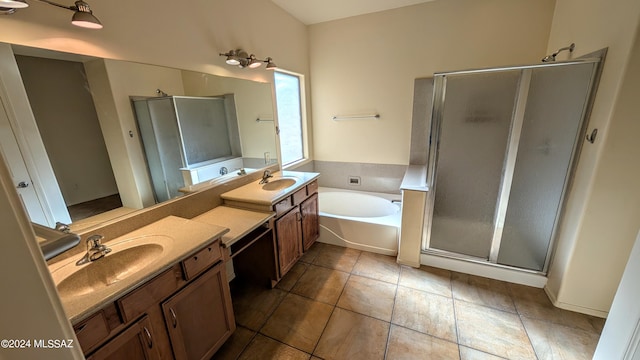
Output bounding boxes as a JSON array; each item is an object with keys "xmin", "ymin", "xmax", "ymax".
[{"xmin": 16, "ymin": 181, "xmax": 29, "ymax": 188}]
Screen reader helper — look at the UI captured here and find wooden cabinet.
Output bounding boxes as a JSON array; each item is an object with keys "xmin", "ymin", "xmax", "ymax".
[
  {"xmin": 87, "ymin": 315, "xmax": 160, "ymax": 360},
  {"xmin": 301, "ymin": 193, "xmax": 319, "ymax": 251},
  {"xmin": 275, "ymin": 206, "xmax": 302, "ymax": 276},
  {"xmin": 272, "ymin": 180, "xmax": 319, "ymax": 278},
  {"xmin": 79, "ymin": 238, "xmax": 234, "ymax": 360},
  {"xmin": 162, "ymin": 261, "xmax": 235, "ymax": 360}
]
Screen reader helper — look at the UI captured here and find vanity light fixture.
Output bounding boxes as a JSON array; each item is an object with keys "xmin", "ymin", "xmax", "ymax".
[
  {"xmin": 219, "ymin": 49, "xmax": 277, "ymax": 70},
  {"xmin": 0, "ymin": 0, "xmax": 27, "ymax": 14},
  {"xmin": 0, "ymin": 0, "xmax": 102, "ymax": 29}
]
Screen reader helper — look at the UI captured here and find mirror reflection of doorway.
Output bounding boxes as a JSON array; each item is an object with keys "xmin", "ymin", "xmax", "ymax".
[{"xmin": 15, "ymin": 55, "xmax": 121, "ymax": 222}]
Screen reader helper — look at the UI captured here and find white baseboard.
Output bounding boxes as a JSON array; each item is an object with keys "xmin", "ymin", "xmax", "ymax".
[
  {"xmin": 544, "ymin": 287, "xmax": 609, "ymax": 318},
  {"xmin": 420, "ymin": 253, "xmax": 547, "ymax": 288}
]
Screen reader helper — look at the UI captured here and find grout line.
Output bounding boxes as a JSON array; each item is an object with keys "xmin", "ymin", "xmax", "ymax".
[{"xmin": 383, "ymin": 269, "xmax": 401, "ymax": 360}]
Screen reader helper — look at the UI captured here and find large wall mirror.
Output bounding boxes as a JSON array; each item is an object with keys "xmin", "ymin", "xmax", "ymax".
[{"xmin": 0, "ymin": 42, "xmax": 278, "ymax": 232}]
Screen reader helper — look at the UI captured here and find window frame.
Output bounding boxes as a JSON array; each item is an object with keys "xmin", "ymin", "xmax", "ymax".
[{"xmin": 272, "ymin": 69, "xmax": 309, "ymax": 169}]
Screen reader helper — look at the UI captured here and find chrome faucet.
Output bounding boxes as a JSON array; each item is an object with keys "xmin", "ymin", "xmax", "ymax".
[
  {"xmin": 76, "ymin": 235, "xmax": 112, "ymax": 266},
  {"xmin": 259, "ymin": 169, "xmax": 273, "ymax": 184}
]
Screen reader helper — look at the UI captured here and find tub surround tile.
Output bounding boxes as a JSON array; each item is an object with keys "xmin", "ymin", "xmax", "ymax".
[
  {"xmin": 291, "ymin": 264, "xmax": 349, "ymax": 305},
  {"xmin": 314, "ymin": 308, "xmax": 389, "ymax": 360},
  {"xmin": 455, "ymin": 301, "xmax": 536, "ymax": 360},
  {"xmin": 312, "ymin": 243, "xmax": 361, "ymax": 273},
  {"xmin": 260, "ymin": 293, "xmax": 333, "ymax": 353},
  {"xmin": 237, "ymin": 334, "xmax": 310, "ymax": 360},
  {"xmin": 386, "ymin": 325, "xmax": 460, "ymax": 360},
  {"xmin": 508, "ymin": 283, "xmax": 605, "ymax": 333},
  {"xmin": 398, "ymin": 265, "xmax": 452, "ymax": 297},
  {"xmin": 521, "ymin": 317, "xmax": 600, "ymax": 360},
  {"xmin": 451, "ymin": 273, "xmax": 516, "ymax": 313},
  {"xmin": 459, "ymin": 346, "xmax": 507, "ymax": 360},
  {"xmin": 313, "ymin": 161, "xmax": 406, "ymax": 194},
  {"xmin": 336, "ymin": 275, "xmax": 397, "ymax": 322},
  {"xmin": 352, "ymin": 251, "xmax": 400, "ymax": 284},
  {"xmin": 392, "ymin": 286, "xmax": 457, "ymax": 342}
]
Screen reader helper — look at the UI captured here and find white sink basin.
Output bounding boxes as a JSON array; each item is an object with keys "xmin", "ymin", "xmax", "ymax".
[
  {"xmin": 262, "ymin": 178, "xmax": 297, "ymax": 191},
  {"xmin": 51, "ymin": 235, "xmax": 174, "ymax": 298}
]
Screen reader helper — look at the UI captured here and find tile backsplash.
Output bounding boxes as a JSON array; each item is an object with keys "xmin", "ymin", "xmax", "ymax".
[{"xmin": 291, "ymin": 161, "xmax": 406, "ymax": 194}]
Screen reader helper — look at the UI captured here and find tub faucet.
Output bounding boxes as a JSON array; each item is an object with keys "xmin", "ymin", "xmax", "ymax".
[
  {"xmin": 76, "ymin": 234, "xmax": 112, "ymax": 266},
  {"xmin": 259, "ymin": 170, "xmax": 273, "ymax": 184}
]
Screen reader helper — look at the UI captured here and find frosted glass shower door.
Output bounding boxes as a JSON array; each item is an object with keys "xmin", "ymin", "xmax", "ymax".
[
  {"xmin": 497, "ymin": 63, "xmax": 597, "ymax": 271},
  {"xmin": 428, "ymin": 71, "xmax": 520, "ymax": 259}
]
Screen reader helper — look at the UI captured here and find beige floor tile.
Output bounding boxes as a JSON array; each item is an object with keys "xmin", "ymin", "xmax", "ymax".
[
  {"xmin": 508, "ymin": 283, "xmax": 605, "ymax": 333},
  {"xmin": 260, "ymin": 293, "xmax": 333, "ymax": 353},
  {"xmin": 312, "ymin": 243, "xmax": 361, "ymax": 272},
  {"xmin": 276, "ymin": 262, "xmax": 309, "ymax": 291},
  {"xmin": 352, "ymin": 251, "xmax": 400, "ymax": 284},
  {"xmin": 455, "ymin": 301, "xmax": 536, "ymax": 360},
  {"xmin": 522, "ymin": 317, "xmax": 600, "ymax": 360},
  {"xmin": 392, "ymin": 286, "xmax": 457, "ymax": 342},
  {"xmin": 300, "ymin": 242, "xmax": 325, "ymax": 264},
  {"xmin": 238, "ymin": 334, "xmax": 310, "ymax": 360},
  {"xmin": 451, "ymin": 273, "xmax": 516, "ymax": 313},
  {"xmin": 459, "ymin": 346, "xmax": 507, "ymax": 360},
  {"xmin": 232, "ymin": 284, "xmax": 287, "ymax": 331},
  {"xmin": 291, "ymin": 264, "xmax": 349, "ymax": 305},
  {"xmin": 212, "ymin": 326, "xmax": 256, "ymax": 360},
  {"xmin": 386, "ymin": 325, "xmax": 460, "ymax": 360},
  {"xmin": 398, "ymin": 265, "xmax": 452, "ymax": 297},
  {"xmin": 314, "ymin": 308, "xmax": 389, "ymax": 360},
  {"xmin": 336, "ymin": 275, "xmax": 397, "ymax": 321}
]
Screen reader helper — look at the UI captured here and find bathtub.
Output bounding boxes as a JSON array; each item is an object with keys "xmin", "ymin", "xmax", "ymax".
[{"xmin": 317, "ymin": 187, "xmax": 401, "ymax": 256}]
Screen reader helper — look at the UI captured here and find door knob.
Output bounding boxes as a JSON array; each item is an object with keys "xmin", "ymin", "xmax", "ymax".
[{"xmin": 16, "ymin": 181, "xmax": 29, "ymax": 188}]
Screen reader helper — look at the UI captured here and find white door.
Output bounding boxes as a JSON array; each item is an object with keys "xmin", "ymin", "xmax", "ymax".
[
  {"xmin": 594, "ymin": 229, "xmax": 640, "ymax": 359},
  {"xmin": 0, "ymin": 97, "xmax": 50, "ymax": 226}
]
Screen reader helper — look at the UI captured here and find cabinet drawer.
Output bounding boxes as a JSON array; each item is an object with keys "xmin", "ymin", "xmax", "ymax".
[
  {"xmin": 118, "ymin": 264, "xmax": 183, "ymax": 322},
  {"xmin": 75, "ymin": 310, "xmax": 110, "ymax": 353},
  {"xmin": 274, "ymin": 196, "xmax": 293, "ymax": 217},
  {"xmin": 307, "ymin": 180, "xmax": 318, "ymax": 195},
  {"xmin": 182, "ymin": 239, "xmax": 222, "ymax": 280},
  {"xmin": 292, "ymin": 187, "xmax": 307, "ymax": 206}
]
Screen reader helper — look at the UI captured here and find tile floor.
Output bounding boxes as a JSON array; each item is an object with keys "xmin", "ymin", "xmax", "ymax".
[{"xmin": 214, "ymin": 243, "xmax": 605, "ymax": 360}]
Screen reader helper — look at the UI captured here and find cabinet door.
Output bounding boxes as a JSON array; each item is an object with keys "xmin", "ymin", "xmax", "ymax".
[
  {"xmin": 87, "ymin": 315, "xmax": 159, "ymax": 360},
  {"xmin": 275, "ymin": 207, "xmax": 302, "ymax": 276},
  {"xmin": 301, "ymin": 193, "xmax": 319, "ymax": 252},
  {"xmin": 162, "ymin": 262, "xmax": 235, "ymax": 360}
]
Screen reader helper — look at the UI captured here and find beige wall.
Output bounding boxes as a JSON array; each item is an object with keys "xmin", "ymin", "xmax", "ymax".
[
  {"xmin": 0, "ymin": 0, "xmax": 308, "ymax": 83},
  {"xmin": 309, "ymin": 0, "xmax": 555, "ymax": 164},
  {"xmin": 0, "ymin": 0, "xmax": 308, "ymax": 348},
  {"xmin": 545, "ymin": 0, "xmax": 640, "ymax": 315}
]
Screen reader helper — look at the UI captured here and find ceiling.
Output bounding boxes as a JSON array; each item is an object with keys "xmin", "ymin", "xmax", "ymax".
[{"xmin": 271, "ymin": 0, "xmax": 437, "ymax": 25}]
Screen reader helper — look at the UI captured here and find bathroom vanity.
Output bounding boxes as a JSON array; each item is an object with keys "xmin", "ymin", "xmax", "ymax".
[
  {"xmin": 47, "ymin": 170, "xmax": 320, "ymax": 358},
  {"xmin": 221, "ymin": 170, "xmax": 320, "ymax": 279},
  {"xmin": 48, "ymin": 216, "xmax": 234, "ymax": 359}
]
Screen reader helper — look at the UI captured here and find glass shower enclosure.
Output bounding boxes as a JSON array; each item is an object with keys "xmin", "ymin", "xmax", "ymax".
[
  {"xmin": 132, "ymin": 95, "xmax": 240, "ymax": 203},
  {"xmin": 423, "ymin": 58, "xmax": 602, "ymax": 273}
]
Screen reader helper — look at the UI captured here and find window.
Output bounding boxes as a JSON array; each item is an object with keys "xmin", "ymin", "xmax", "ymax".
[{"xmin": 274, "ymin": 71, "xmax": 305, "ymax": 166}]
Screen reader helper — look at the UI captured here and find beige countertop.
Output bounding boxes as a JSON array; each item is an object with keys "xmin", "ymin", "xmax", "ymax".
[
  {"xmin": 193, "ymin": 206, "xmax": 275, "ymax": 248},
  {"xmin": 220, "ymin": 170, "xmax": 320, "ymax": 206},
  {"xmin": 48, "ymin": 216, "xmax": 229, "ymax": 324}
]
